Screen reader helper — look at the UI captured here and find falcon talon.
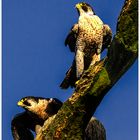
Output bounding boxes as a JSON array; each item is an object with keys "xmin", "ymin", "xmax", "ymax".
[{"xmin": 75, "ymin": 80, "xmax": 80, "ymax": 85}]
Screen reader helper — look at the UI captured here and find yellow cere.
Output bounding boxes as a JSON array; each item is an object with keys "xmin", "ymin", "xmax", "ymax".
[
  {"xmin": 76, "ymin": 3, "xmax": 82, "ymax": 9},
  {"xmin": 21, "ymin": 99, "xmax": 25, "ymax": 102}
]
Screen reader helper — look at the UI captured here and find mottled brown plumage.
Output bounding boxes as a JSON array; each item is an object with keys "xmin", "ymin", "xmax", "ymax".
[
  {"xmin": 60, "ymin": 2, "xmax": 112, "ymax": 89},
  {"xmin": 65, "ymin": 24, "xmax": 78, "ymax": 52},
  {"xmin": 75, "ymin": 3, "xmax": 103, "ymax": 78}
]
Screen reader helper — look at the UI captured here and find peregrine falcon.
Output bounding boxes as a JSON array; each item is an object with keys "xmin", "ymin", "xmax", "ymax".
[
  {"xmin": 11, "ymin": 96, "xmax": 62, "ymax": 140},
  {"xmin": 60, "ymin": 2, "xmax": 112, "ymax": 89}
]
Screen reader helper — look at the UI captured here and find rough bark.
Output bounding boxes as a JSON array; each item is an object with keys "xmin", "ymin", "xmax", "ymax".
[{"xmin": 35, "ymin": 0, "xmax": 138, "ymax": 139}]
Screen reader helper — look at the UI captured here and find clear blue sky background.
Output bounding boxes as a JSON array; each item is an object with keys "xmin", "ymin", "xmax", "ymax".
[{"xmin": 3, "ymin": 0, "xmax": 138, "ymax": 139}]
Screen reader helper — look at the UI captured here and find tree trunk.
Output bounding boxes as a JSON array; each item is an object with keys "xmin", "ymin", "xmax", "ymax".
[{"xmin": 35, "ymin": 0, "xmax": 138, "ymax": 139}]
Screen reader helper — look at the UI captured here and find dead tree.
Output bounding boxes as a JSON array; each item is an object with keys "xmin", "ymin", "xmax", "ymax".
[{"xmin": 35, "ymin": 0, "xmax": 138, "ymax": 139}]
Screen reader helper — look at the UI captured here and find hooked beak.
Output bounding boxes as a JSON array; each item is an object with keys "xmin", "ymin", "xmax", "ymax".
[
  {"xmin": 75, "ymin": 3, "xmax": 81, "ymax": 9},
  {"xmin": 17, "ymin": 100, "xmax": 24, "ymax": 107}
]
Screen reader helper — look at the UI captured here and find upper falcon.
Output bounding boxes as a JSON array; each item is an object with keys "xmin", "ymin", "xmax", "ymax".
[{"xmin": 60, "ymin": 2, "xmax": 112, "ymax": 89}]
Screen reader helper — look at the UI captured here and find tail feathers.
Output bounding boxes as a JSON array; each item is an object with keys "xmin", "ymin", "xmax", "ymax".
[
  {"xmin": 60, "ymin": 62, "xmax": 77, "ymax": 89},
  {"xmin": 60, "ymin": 77, "xmax": 72, "ymax": 89},
  {"xmin": 60, "ymin": 68, "xmax": 72, "ymax": 89}
]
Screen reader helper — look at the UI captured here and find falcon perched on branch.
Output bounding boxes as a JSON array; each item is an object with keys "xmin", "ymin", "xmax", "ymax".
[
  {"xmin": 60, "ymin": 2, "xmax": 112, "ymax": 89},
  {"xmin": 11, "ymin": 97, "xmax": 106, "ymax": 140},
  {"xmin": 11, "ymin": 96, "xmax": 62, "ymax": 140}
]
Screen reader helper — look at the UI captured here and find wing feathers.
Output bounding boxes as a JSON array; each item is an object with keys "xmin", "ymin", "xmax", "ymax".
[{"xmin": 65, "ymin": 24, "xmax": 78, "ymax": 52}]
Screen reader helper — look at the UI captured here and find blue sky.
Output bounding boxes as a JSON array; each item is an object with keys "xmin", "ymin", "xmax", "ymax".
[{"xmin": 3, "ymin": 0, "xmax": 138, "ymax": 139}]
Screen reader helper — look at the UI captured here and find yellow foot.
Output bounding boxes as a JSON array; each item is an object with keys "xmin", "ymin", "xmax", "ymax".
[{"xmin": 75, "ymin": 80, "xmax": 80, "ymax": 85}]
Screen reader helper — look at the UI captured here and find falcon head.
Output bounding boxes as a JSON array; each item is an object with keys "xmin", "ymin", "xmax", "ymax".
[
  {"xmin": 17, "ymin": 96, "xmax": 62, "ymax": 120},
  {"xmin": 75, "ymin": 2, "xmax": 95, "ymax": 15}
]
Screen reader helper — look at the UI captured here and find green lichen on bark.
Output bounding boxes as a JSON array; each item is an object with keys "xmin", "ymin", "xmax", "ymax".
[
  {"xmin": 35, "ymin": 0, "xmax": 138, "ymax": 139},
  {"xmin": 116, "ymin": 0, "xmax": 138, "ymax": 52},
  {"xmin": 106, "ymin": 0, "xmax": 138, "ymax": 83},
  {"xmin": 90, "ymin": 68, "xmax": 111, "ymax": 96}
]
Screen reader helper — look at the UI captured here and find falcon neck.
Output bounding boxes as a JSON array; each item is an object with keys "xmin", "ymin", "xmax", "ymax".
[{"xmin": 79, "ymin": 12, "xmax": 94, "ymax": 17}]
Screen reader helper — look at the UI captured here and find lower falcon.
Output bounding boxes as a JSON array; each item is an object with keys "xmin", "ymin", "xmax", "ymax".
[
  {"xmin": 11, "ymin": 96, "xmax": 62, "ymax": 140},
  {"xmin": 11, "ymin": 96, "xmax": 106, "ymax": 140}
]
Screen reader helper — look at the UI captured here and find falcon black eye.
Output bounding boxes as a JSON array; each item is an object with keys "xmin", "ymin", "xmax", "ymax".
[
  {"xmin": 82, "ymin": 5, "xmax": 88, "ymax": 12},
  {"xmin": 23, "ymin": 100, "xmax": 31, "ymax": 106}
]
